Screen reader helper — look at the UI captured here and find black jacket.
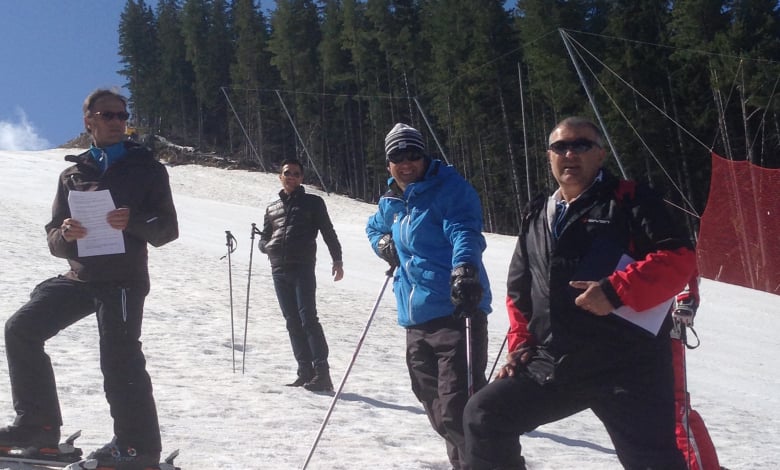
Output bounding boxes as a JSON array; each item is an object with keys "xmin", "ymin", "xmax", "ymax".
[
  {"xmin": 506, "ymin": 170, "xmax": 695, "ymax": 382},
  {"xmin": 259, "ymin": 186, "xmax": 342, "ymax": 268},
  {"xmin": 45, "ymin": 141, "xmax": 179, "ymax": 285}
]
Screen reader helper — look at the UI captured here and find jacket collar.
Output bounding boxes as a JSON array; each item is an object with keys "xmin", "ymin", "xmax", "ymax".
[{"xmin": 279, "ymin": 185, "xmax": 305, "ymax": 202}]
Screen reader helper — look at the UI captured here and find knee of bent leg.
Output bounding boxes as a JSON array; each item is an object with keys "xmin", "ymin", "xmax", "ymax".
[
  {"xmin": 463, "ymin": 389, "xmax": 492, "ymax": 432},
  {"xmin": 4, "ymin": 317, "xmax": 16, "ymax": 342},
  {"xmin": 5, "ymin": 311, "xmax": 39, "ymax": 344}
]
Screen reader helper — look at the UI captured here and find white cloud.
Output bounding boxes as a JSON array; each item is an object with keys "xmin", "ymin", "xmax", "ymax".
[{"xmin": 0, "ymin": 108, "xmax": 50, "ymax": 150}]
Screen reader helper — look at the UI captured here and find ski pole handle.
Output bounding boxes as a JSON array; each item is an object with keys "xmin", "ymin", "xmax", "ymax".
[
  {"xmin": 226, "ymin": 230, "xmax": 237, "ymax": 247},
  {"xmin": 250, "ymin": 222, "xmax": 262, "ymax": 238},
  {"xmin": 221, "ymin": 230, "xmax": 237, "ymax": 259}
]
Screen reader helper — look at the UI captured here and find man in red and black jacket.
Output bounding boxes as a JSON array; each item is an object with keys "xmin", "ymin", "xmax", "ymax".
[{"xmin": 463, "ymin": 117, "xmax": 694, "ymax": 469}]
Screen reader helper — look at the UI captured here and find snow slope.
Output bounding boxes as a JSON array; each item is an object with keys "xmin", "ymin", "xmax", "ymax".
[{"xmin": 0, "ymin": 149, "xmax": 777, "ymax": 469}]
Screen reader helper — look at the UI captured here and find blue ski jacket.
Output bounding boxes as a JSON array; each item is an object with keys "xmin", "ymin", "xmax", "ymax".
[{"xmin": 366, "ymin": 159, "xmax": 492, "ymax": 327}]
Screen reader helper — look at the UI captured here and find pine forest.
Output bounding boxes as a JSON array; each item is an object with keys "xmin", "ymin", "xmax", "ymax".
[{"xmin": 118, "ymin": 0, "xmax": 780, "ymax": 236}]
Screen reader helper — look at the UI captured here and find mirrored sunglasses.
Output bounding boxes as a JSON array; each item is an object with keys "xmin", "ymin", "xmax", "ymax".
[{"xmin": 548, "ymin": 138, "xmax": 599, "ymax": 155}]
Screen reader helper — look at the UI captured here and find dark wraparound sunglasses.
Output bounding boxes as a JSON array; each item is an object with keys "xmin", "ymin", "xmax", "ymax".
[
  {"xmin": 91, "ymin": 111, "xmax": 130, "ymax": 122},
  {"xmin": 387, "ymin": 152, "xmax": 424, "ymax": 164},
  {"xmin": 548, "ymin": 138, "xmax": 599, "ymax": 155}
]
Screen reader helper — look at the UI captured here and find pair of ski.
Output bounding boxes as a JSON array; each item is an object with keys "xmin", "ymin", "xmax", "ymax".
[{"xmin": 0, "ymin": 431, "xmax": 180, "ymax": 469}]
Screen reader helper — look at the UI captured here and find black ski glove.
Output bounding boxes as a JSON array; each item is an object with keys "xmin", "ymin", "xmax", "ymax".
[
  {"xmin": 377, "ymin": 234, "xmax": 400, "ymax": 268},
  {"xmin": 450, "ymin": 263, "xmax": 482, "ymax": 318}
]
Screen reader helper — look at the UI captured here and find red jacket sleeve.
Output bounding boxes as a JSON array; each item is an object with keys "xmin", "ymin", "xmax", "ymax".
[
  {"xmin": 608, "ymin": 247, "xmax": 697, "ymax": 311},
  {"xmin": 506, "ymin": 295, "xmax": 534, "ymax": 352}
]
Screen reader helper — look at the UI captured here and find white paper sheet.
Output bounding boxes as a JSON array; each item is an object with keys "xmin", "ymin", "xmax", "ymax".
[
  {"xmin": 611, "ymin": 254, "xmax": 674, "ymax": 336},
  {"xmin": 67, "ymin": 190, "xmax": 126, "ymax": 257}
]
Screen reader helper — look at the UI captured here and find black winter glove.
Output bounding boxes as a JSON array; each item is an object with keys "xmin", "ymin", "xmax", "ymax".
[
  {"xmin": 377, "ymin": 234, "xmax": 400, "ymax": 268},
  {"xmin": 450, "ymin": 264, "xmax": 483, "ymax": 318}
]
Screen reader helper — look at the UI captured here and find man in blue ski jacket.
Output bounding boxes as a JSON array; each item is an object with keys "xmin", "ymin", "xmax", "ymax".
[{"xmin": 366, "ymin": 123, "xmax": 491, "ymax": 470}]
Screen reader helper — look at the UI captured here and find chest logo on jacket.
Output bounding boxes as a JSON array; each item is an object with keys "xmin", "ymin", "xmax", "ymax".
[{"xmin": 582, "ymin": 217, "xmax": 611, "ymax": 225}]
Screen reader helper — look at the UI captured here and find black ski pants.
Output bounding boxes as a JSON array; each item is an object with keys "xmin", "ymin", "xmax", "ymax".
[
  {"xmin": 406, "ymin": 312, "xmax": 488, "ymax": 470},
  {"xmin": 271, "ymin": 263, "xmax": 329, "ymax": 373},
  {"xmin": 462, "ymin": 344, "xmax": 686, "ymax": 470},
  {"xmin": 4, "ymin": 276, "xmax": 161, "ymax": 453}
]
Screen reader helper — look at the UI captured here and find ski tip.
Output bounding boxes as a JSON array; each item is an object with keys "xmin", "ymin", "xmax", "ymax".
[
  {"xmin": 164, "ymin": 448, "xmax": 180, "ymax": 463},
  {"xmin": 63, "ymin": 458, "xmax": 98, "ymax": 470},
  {"xmin": 65, "ymin": 430, "xmax": 82, "ymax": 444}
]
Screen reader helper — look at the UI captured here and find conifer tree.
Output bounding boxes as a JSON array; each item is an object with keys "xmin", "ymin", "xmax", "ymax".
[
  {"xmin": 181, "ymin": 0, "xmax": 211, "ymax": 145},
  {"xmin": 119, "ymin": 0, "xmax": 160, "ymax": 131},
  {"xmin": 720, "ymin": 0, "xmax": 780, "ymax": 167},
  {"xmin": 155, "ymin": 0, "xmax": 197, "ymax": 140},
  {"xmin": 669, "ymin": 0, "xmax": 730, "ymax": 216},
  {"xmin": 598, "ymin": 0, "xmax": 673, "ymax": 184},
  {"xmin": 268, "ymin": 0, "xmax": 323, "ymax": 169},
  {"xmin": 203, "ymin": 0, "xmax": 233, "ymax": 147},
  {"xmin": 229, "ymin": 0, "xmax": 275, "ymax": 166},
  {"xmin": 319, "ymin": 0, "xmax": 362, "ymax": 194},
  {"xmin": 420, "ymin": 0, "xmax": 518, "ymax": 232}
]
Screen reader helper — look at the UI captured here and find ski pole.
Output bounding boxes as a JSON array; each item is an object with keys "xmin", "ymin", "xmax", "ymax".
[
  {"xmin": 677, "ymin": 320, "xmax": 693, "ymax": 467},
  {"xmin": 465, "ymin": 314, "xmax": 474, "ymax": 397},
  {"xmin": 301, "ymin": 267, "xmax": 395, "ymax": 470},
  {"xmin": 242, "ymin": 223, "xmax": 262, "ymax": 374},
  {"xmin": 220, "ymin": 230, "xmax": 238, "ymax": 373},
  {"xmin": 487, "ymin": 329, "xmax": 509, "ymax": 381}
]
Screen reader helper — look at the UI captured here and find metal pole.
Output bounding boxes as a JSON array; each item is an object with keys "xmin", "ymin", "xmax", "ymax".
[
  {"xmin": 220, "ymin": 87, "xmax": 266, "ymax": 171},
  {"xmin": 221, "ymin": 231, "xmax": 237, "ymax": 373},
  {"xmin": 487, "ymin": 330, "xmax": 509, "ymax": 382},
  {"xmin": 517, "ymin": 62, "xmax": 532, "ymax": 202},
  {"xmin": 242, "ymin": 223, "xmax": 262, "ymax": 374},
  {"xmin": 301, "ymin": 267, "xmax": 395, "ymax": 470},
  {"xmin": 465, "ymin": 315, "xmax": 474, "ymax": 397},
  {"xmin": 559, "ymin": 29, "xmax": 627, "ymax": 179},
  {"xmin": 274, "ymin": 89, "xmax": 329, "ymax": 193},
  {"xmin": 412, "ymin": 97, "xmax": 449, "ymax": 165},
  {"xmin": 678, "ymin": 322, "xmax": 692, "ymax": 466}
]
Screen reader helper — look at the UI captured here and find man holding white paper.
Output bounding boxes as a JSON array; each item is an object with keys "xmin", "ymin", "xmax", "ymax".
[
  {"xmin": 66, "ymin": 189, "xmax": 126, "ymax": 257},
  {"xmin": 463, "ymin": 117, "xmax": 695, "ymax": 469},
  {"xmin": 0, "ymin": 88, "xmax": 178, "ymax": 468}
]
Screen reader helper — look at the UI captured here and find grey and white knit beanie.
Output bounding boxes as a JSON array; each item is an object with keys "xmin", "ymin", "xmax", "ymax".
[{"xmin": 384, "ymin": 123, "xmax": 425, "ymax": 157}]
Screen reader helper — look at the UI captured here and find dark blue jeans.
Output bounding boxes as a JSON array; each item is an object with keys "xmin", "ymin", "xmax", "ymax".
[
  {"xmin": 5, "ymin": 276, "xmax": 161, "ymax": 452},
  {"xmin": 271, "ymin": 264, "xmax": 329, "ymax": 371}
]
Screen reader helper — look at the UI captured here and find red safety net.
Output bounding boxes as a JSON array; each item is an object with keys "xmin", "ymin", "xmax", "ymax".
[{"xmin": 697, "ymin": 152, "xmax": 780, "ymax": 295}]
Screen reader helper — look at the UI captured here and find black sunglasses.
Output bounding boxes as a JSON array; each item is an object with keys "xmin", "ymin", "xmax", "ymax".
[
  {"xmin": 548, "ymin": 138, "xmax": 599, "ymax": 155},
  {"xmin": 92, "ymin": 111, "xmax": 130, "ymax": 122},
  {"xmin": 387, "ymin": 152, "xmax": 424, "ymax": 164}
]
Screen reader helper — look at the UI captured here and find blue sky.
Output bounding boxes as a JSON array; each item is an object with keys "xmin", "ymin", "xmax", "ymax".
[
  {"xmin": 1, "ymin": 1, "xmax": 517, "ymax": 151},
  {"xmin": 0, "ymin": 1, "xmax": 129, "ymax": 150}
]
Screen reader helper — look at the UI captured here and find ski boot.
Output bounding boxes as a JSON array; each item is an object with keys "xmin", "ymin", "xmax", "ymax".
[{"xmin": 0, "ymin": 427, "xmax": 83, "ymax": 465}]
